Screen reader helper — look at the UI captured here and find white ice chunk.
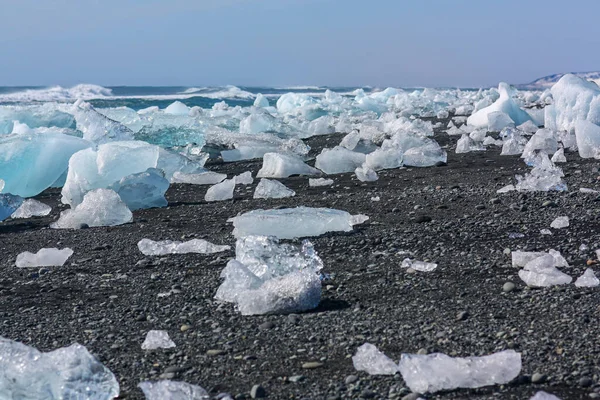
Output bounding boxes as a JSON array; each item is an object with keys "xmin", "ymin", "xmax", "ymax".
[
  {"xmin": 467, "ymin": 83, "xmax": 532, "ymax": 128},
  {"xmin": 574, "ymin": 120, "xmax": 600, "ymax": 158},
  {"xmin": 530, "ymin": 391, "xmax": 562, "ymax": 400},
  {"xmin": 521, "ymin": 129, "xmax": 558, "ymax": 162},
  {"xmin": 257, "ymin": 153, "xmax": 321, "ymax": 178},
  {"xmin": 253, "ymin": 93, "xmax": 270, "ymax": 108},
  {"xmin": 340, "ymin": 131, "xmax": 361, "ymax": 150},
  {"xmin": 309, "ymin": 178, "xmax": 334, "ymax": 187},
  {"xmin": 511, "ymin": 251, "xmax": 547, "ymax": 268},
  {"xmin": 398, "ymin": 350, "xmax": 521, "ymax": 393},
  {"xmin": 402, "ymin": 142, "xmax": 447, "ymax": 167},
  {"xmin": 315, "ymin": 146, "xmax": 366, "ymax": 174},
  {"xmin": 355, "ymin": 166, "xmax": 379, "ymax": 182},
  {"xmin": 230, "ymin": 207, "xmax": 368, "ymax": 239},
  {"xmin": 352, "ymin": 343, "xmax": 399, "ymax": 375},
  {"xmin": 0, "ymin": 336, "xmax": 119, "ymax": 400},
  {"xmin": 73, "ymin": 100, "xmax": 134, "ymax": 144},
  {"xmin": 172, "ymin": 171, "xmax": 226, "ymax": 185},
  {"xmin": 575, "ymin": 268, "xmax": 600, "ymax": 287},
  {"xmin": 141, "ymin": 330, "xmax": 176, "ymax": 350},
  {"xmin": 0, "ymin": 194, "xmax": 24, "ymax": 221},
  {"xmin": 550, "ymin": 216, "xmax": 569, "ymax": 229},
  {"xmin": 164, "ymin": 101, "xmax": 190, "ymax": 116},
  {"xmin": 138, "ymin": 380, "xmax": 208, "ymax": 400},
  {"xmin": 540, "ymin": 229, "xmax": 553, "ymax": 235},
  {"xmin": 11, "ymin": 199, "xmax": 51, "ymax": 218},
  {"xmin": 518, "ymin": 254, "xmax": 572, "ymax": 287},
  {"xmin": 205, "ymin": 179, "xmax": 235, "ymax": 202},
  {"xmin": 517, "ymin": 120, "xmax": 539, "ymax": 133},
  {"xmin": 234, "ymin": 171, "xmax": 253, "ymax": 185},
  {"xmin": 548, "ymin": 74, "xmax": 600, "ymax": 133},
  {"xmin": 364, "ymin": 148, "xmax": 403, "ymax": 171},
  {"xmin": 551, "ymin": 148, "xmax": 567, "ymax": 163},
  {"xmin": 51, "ymin": 188, "xmax": 132, "ymax": 229},
  {"xmin": 108, "ymin": 168, "xmax": 169, "ymax": 211},
  {"xmin": 487, "ymin": 111, "xmax": 515, "ymax": 132},
  {"xmin": 15, "ymin": 248, "xmax": 73, "ymax": 268},
  {"xmin": 253, "ymin": 179, "xmax": 295, "ymax": 199},
  {"xmin": 138, "ymin": 238, "xmax": 230, "ymax": 256},
  {"xmin": 401, "ymin": 258, "xmax": 437, "ymax": 272}
]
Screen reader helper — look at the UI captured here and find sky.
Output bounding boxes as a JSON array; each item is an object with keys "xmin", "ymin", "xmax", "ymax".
[{"xmin": 1, "ymin": 0, "xmax": 599, "ymax": 88}]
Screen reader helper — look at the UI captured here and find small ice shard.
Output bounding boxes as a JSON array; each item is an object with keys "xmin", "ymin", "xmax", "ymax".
[
  {"xmin": 548, "ymin": 249, "xmax": 569, "ymax": 268},
  {"xmin": 518, "ymin": 254, "xmax": 572, "ymax": 287},
  {"xmin": 164, "ymin": 101, "xmax": 190, "ymax": 115},
  {"xmin": 234, "ymin": 171, "xmax": 254, "ymax": 185},
  {"xmin": 205, "ymin": 179, "xmax": 235, "ymax": 202},
  {"xmin": 15, "ymin": 247, "xmax": 73, "ymax": 268},
  {"xmin": 540, "ymin": 229, "xmax": 553, "ymax": 235},
  {"xmin": 215, "ymin": 236, "xmax": 322, "ymax": 315},
  {"xmin": 0, "ymin": 178, "xmax": 4, "ymax": 192},
  {"xmin": 0, "ymin": 193, "xmax": 24, "ymax": 221},
  {"xmin": 11, "ymin": 199, "xmax": 51, "ymax": 218},
  {"xmin": 253, "ymin": 179, "xmax": 295, "ymax": 199},
  {"xmin": 355, "ymin": 166, "xmax": 378, "ymax": 182},
  {"xmin": 0, "ymin": 336, "xmax": 119, "ymax": 399},
  {"xmin": 51, "ymin": 188, "xmax": 132, "ymax": 229},
  {"xmin": 455, "ymin": 134, "xmax": 472, "ymax": 153},
  {"xmin": 551, "ymin": 148, "xmax": 567, "ymax": 163},
  {"xmin": 171, "ymin": 171, "xmax": 226, "ymax": 185},
  {"xmin": 398, "ymin": 350, "xmax": 521, "ymax": 393},
  {"xmin": 580, "ymin": 187, "xmax": 599, "ymax": 193},
  {"xmin": 352, "ymin": 343, "xmax": 399, "ymax": 375},
  {"xmin": 497, "ymin": 184, "xmax": 515, "ymax": 193},
  {"xmin": 309, "ymin": 178, "xmax": 334, "ymax": 187},
  {"xmin": 550, "ymin": 216, "xmax": 569, "ymax": 229},
  {"xmin": 141, "ymin": 330, "xmax": 176, "ymax": 350},
  {"xmin": 108, "ymin": 168, "xmax": 169, "ymax": 211},
  {"xmin": 530, "ymin": 391, "xmax": 562, "ymax": 400},
  {"xmin": 401, "ymin": 258, "xmax": 437, "ymax": 272},
  {"xmin": 575, "ymin": 268, "xmax": 600, "ymax": 288},
  {"xmin": 371, "ymin": 196, "xmax": 380, "ymax": 202},
  {"xmin": 230, "ymin": 207, "xmax": 368, "ymax": 239},
  {"xmin": 513, "ymin": 153, "xmax": 567, "ymax": 192},
  {"xmin": 340, "ymin": 131, "xmax": 361, "ymax": 150},
  {"xmin": 138, "ymin": 238, "xmax": 230, "ymax": 256},
  {"xmin": 257, "ymin": 153, "xmax": 321, "ymax": 178},
  {"xmin": 138, "ymin": 380, "xmax": 209, "ymax": 400},
  {"xmin": 315, "ymin": 146, "xmax": 366, "ymax": 174}
]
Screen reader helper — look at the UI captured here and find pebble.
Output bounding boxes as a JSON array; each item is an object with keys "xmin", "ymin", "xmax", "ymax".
[
  {"xmin": 503, "ymin": 282, "xmax": 516, "ymax": 292},
  {"xmin": 302, "ymin": 361, "xmax": 323, "ymax": 369},
  {"xmin": 414, "ymin": 215, "xmax": 432, "ymax": 223},
  {"xmin": 360, "ymin": 389, "xmax": 376, "ymax": 398},
  {"xmin": 288, "ymin": 375, "xmax": 304, "ymax": 383},
  {"xmin": 180, "ymin": 324, "xmax": 191, "ymax": 332},
  {"xmin": 489, "ymin": 198, "xmax": 501, "ymax": 204},
  {"xmin": 345, "ymin": 375, "xmax": 358, "ymax": 385},
  {"xmin": 542, "ymin": 200, "xmax": 558, "ymax": 207},
  {"xmin": 250, "ymin": 384, "xmax": 266, "ymax": 398},
  {"xmin": 259, "ymin": 321, "xmax": 275, "ymax": 330},
  {"xmin": 531, "ymin": 372, "xmax": 547, "ymax": 383},
  {"xmin": 579, "ymin": 377, "xmax": 593, "ymax": 387},
  {"xmin": 456, "ymin": 311, "xmax": 469, "ymax": 321},
  {"xmin": 207, "ymin": 349, "xmax": 226, "ymax": 356}
]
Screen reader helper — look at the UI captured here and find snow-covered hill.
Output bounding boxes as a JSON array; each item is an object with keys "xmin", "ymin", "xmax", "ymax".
[{"xmin": 518, "ymin": 71, "xmax": 600, "ymax": 89}]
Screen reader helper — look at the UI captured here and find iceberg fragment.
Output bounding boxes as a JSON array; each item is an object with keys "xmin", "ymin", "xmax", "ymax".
[
  {"xmin": 467, "ymin": 83, "xmax": 532, "ymax": 128},
  {"xmin": 530, "ymin": 392, "xmax": 562, "ymax": 400},
  {"xmin": 253, "ymin": 179, "xmax": 295, "ymax": 199},
  {"xmin": 11, "ymin": 199, "xmax": 51, "ymax": 218},
  {"xmin": 574, "ymin": 120, "xmax": 600, "ymax": 158},
  {"xmin": 108, "ymin": 168, "xmax": 169, "ymax": 211},
  {"xmin": 398, "ymin": 350, "xmax": 521, "ymax": 393},
  {"xmin": 547, "ymin": 74, "xmax": 600, "ymax": 133},
  {"xmin": 309, "ymin": 178, "xmax": 334, "ymax": 187},
  {"xmin": 256, "ymin": 153, "xmax": 321, "ymax": 178},
  {"xmin": 315, "ymin": 147, "xmax": 366, "ymax": 174},
  {"xmin": 164, "ymin": 101, "xmax": 190, "ymax": 116},
  {"xmin": 352, "ymin": 343, "xmax": 399, "ymax": 375},
  {"xmin": 574, "ymin": 268, "xmax": 600, "ymax": 288},
  {"xmin": 73, "ymin": 100, "xmax": 135, "ymax": 144},
  {"xmin": 205, "ymin": 179, "xmax": 235, "ymax": 202},
  {"xmin": 0, "ymin": 193, "xmax": 24, "ymax": 221},
  {"xmin": 550, "ymin": 148, "xmax": 566, "ymax": 163},
  {"xmin": 518, "ymin": 254, "xmax": 572, "ymax": 287},
  {"xmin": 138, "ymin": 238, "xmax": 230, "ymax": 256},
  {"xmin": 355, "ymin": 166, "xmax": 379, "ymax": 182},
  {"xmin": 402, "ymin": 142, "xmax": 447, "ymax": 167},
  {"xmin": 141, "ymin": 330, "xmax": 176, "ymax": 350},
  {"xmin": 138, "ymin": 380, "xmax": 209, "ymax": 400},
  {"xmin": 401, "ymin": 258, "xmax": 437, "ymax": 272},
  {"xmin": 487, "ymin": 111, "xmax": 515, "ymax": 132},
  {"xmin": 171, "ymin": 171, "xmax": 226, "ymax": 185},
  {"xmin": 234, "ymin": 171, "xmax": 253, "ymax": 185},
  {"xmin": 550, "ymin": 216, "xmax": 569, "ymax": 229},
  {"xmin": 16, "ymin": 248, "xmax": 73, "ymax": 268}
]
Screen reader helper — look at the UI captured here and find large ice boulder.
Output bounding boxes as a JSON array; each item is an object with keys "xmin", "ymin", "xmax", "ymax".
[
  {"xmin": 547, "ymin": 74, "xmax": 600, "ymax": 133},
  {"xmin": 315, "ymin": 146, "xmax": 366, "ymax": 174},
  {"xmin": 108, "ymin": 168, "xmax": 169, "ymax": 211},
  {"xmin": 257, "ymin": 153, "xmax": 321, "ymax": 178},
  {"xmin": 467, "ymin": 83, "xmax": 532, "ymax": 128},
  {"xmin": 0, "ymin": 132, "xmax": 92, "ymax": 197},
  {"xmin": 574, "ymin": 120, "xmax": 600, "ymax": 158}
]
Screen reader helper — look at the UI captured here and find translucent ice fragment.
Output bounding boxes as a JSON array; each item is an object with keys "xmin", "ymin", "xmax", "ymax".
[
  {"xmin": 141, "ymin": 330, "xmax": 176, "ymax": 350},
  {"xmin": 518, "ymin": 254, "xmax": 572, "ymax": 287},
  {"xmin": 0, "ymin": 194, "xmax": 24, "ymax": 221},
  {"xmin": 401, "ymin": 258, "xmax": 437, "ymax": 272},
  {"xmin": 530, "ymin": 391, "xmax": 562, "ymax": 400},
  {"xmin": 355, "ymin": 166, "xmax": 379, "ymax": 182},
  {"xmin": 108, "ymin": 168, "xmax": 169, "ymax": 211},
  {"xmin": 234, "ymin": 171, "xmax": 253, "ymax": 185},
  {"xmin": 138, "ymin": 380, "xmax": 208, "ymax": 400},
  {"xmin": 253, "ymin": 179, "xmax": 295, "ymax": 199},
  {"xmin": 11, "ymin": 199, "xmax": 51, "ymax": 218},
  {"xmin": 205, "ymin": 179, "xmax": 235, "ymax": 202},
  {"xmin": 352, "ymin": 343, "xmax": 399, "ymax": 375},
  {"xmin": 550, "ymin": 216, "xmax": 569, "ymax": 229},
  {"xmin": 172, "ymin": 171, "xmax": 226, "ymax": 185},
  {"xmin": 309, "ymin": 178, "xmax": 333, "ymax": 187},
  {"xmin": 315, "ymin": 146, "xmax": 366, "ymax": 174},
  {"xmin": 138, "ymin": 238, "xmax": 230, "ymax": 256},
  {"xmin": 16, "ymin": 248, "xmax": 73, "ymax": 268},
  {"xmin": 574, "ymin": 268, "xmax": 600, "ymax": 288},
  {"xmin": 257, "ymin": 153, "xmax": 321, "ymax": 178}
]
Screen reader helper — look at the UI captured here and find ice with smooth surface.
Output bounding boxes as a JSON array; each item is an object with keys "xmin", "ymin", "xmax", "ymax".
[
  {"xmin": 205, "ymin": 179, "xmax": 235, "ymax": 202},
  {"xmin": 551, "ymin": 148, "xmax": 567, "ymax": 163},
  {"xmin": 0, "ymin": 336, "xmax": 119, "ymax": 400},
  {"xmin": 550, "ymin": 216, "xmax": 569, "ymax": 229},
  {"xmin": 352, "ymin": 343, "xmax": 399, "ymax": 375},
  {"xmin": 171, "ymin": 171, "xmax": 226, "ymax": 185},
  {"xmin": 73, "ymin": 100, "xmax": 134, "ymax": 143},
  {"xmin": 141, "ymin": 330, "xmax": 176, "ymax": 350},
  {"xmin": 574, "ymin": 120, "xmax": 600, "ymax": 158},
  {"xmin": 315, "ymin": 146, "xmax": 366, "ymax": 174},
  {"xmin": 467, "ymin": 83, "xmax": 532, "ymax": 128},
  {"xmin": 521, "ymin": 129, "xmax": 558, "ymax": 162},
  {"xmin": 253, "ymin": 179, "xmax": 295, "ymax": 199},
  {"xmin": 215, "ymin": 236, "xmax": 322, "ymax": 315},
  {"xmin": 402, "ymin": 142, "xmax": 447, "ymax": 167},
  {"xmin": 138, "ymin": 238, "xmax": 230, "ymax": 256},
  {"xmin": 309, "ymin": 178, "xmax": 334, "ymax": 187},
  {"xmin": 108, "ymin": 168, "xmax": 169, "ymax": 211},
  {"xmin": 164, "ymin": 101, "xmax": 190, "ymax": 116},
  {"xmin": 0, "ymin": 194, "xmax": 24, "ymax": 221},
  {"xmin": 364, "ymin": 147, "xmax": 403, "ymax": 171},
  {"xmin": 518, "ymin": 254, "xmax": 572, "ymax": 287},
  {"xmin": 230, "ymin": 207, "xmax": 369, "ymax": 239},
  {"xmin": 530, "ymin": 391, "xmax": 562, "ymax": 400},
  {"xmin": 234, "ymin": 171, "xmax": 254, "ymax": 185},
  {"xmin": 51, "ymin": 188, "xmax": 133, "ymax": 229},
  {"xmin": 574, "ymin": 268, "xmax": 600, "ymax": 288},
  {"xmin": 487, "ymin": 111, "xmax": 515, "ymax": 132},
  {"xmin": 401, "ymin": 258, "xmax": 438, "ymax": 272},
  {"xmin": 398, "ymin": 350, "xmax": 522, "ymax": 393},
  {"xmin": 256, "ymin": 153, "xmax": 321, "ymax": 178},
  {"xmin": 355, "ymin": 166, "xmax": 379, "ymax": 182},
  {"xmin": 138, "ymin": 380, "xmax": 209, "ymax": 400},
  {"xmin": 547, "ymin": 74, "xmax": 600, "ymax": 133},
  {"xmin": 11, "ymin": 199, "xmax": 51, "ymax": 218},
  {"xmin": 16, "ymin": 248, "xmax": 73, "ymax": 268}
]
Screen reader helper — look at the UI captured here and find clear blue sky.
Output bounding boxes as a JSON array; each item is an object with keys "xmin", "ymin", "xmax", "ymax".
[{"xmin": 1, "ymin": 0, "xmax": 599, "ymax": 87}]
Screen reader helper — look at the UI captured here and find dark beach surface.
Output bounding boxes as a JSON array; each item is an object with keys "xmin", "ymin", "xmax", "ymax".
[{"xmin": 1, "ymin": 118, "xmax": 600, "ymax": 399}]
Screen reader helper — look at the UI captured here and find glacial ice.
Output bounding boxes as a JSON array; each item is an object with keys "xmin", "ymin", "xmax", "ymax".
[
  {"xmin": 550, "ymin": 216, "xmax": 569, "ymax": 229},
  {"xmin": 315, "ymin": 146, "xmax": 366, "ymax": 174},
  {"xmin": 254, "ymin": 93, "xmax": 270, "ymax": 108},
  {"xmin": 51, "ymin": 188, "xmax": 133, "ymax": 229},
  {"xmin": 138, "ymin": 238, "xmax": 230, "ymax": 256},
  {"xmin": 256, "ymin": 153, "xmax": 321, "ymax": 178},
  {"xmin": 11, "ymin": 199, "xmax": 51, "ymax": 218},
  {"xmin": 467, "ymin": 83, "xmax": 532, "ymax": 128},
  {"xmin": 530, "ymin": 392, "xmax": 562, "ymax": 400},
  {"xmin": 364, "ymin": 147, "xmax": 403, "ymax": 171},
  {"xmin": 518, "ymin": 254, "xmax": 572, "ymax": 287},
  {"xmin": 512, "ymin": 153, "xmax": 567, "ymax": 192},
  {"xmin": 0, "ymin": 132, "xmax": 92, "ymax": 197},
  {"xmin": 204, "ymin": 179, "xmax": 235, "ymax": 202},
  {"xmin": 16, "ymin": 248, "xmax": 73, "ymax": 268},
  {"xmin": 0, "ymin": 336, "xmax": 119, "ymax": 400},
  {"xmin": 253, "ymin": 179, "xmax": 295, "ymax": 199},
  {"xmin": 164, "ymin": 101, "xmax": 190, "ymax": 116},
  {"xmin": 517, "ymin": 120, "xmax": 539, "ymax": 133},
  {"xmin": 234, "ymin": 171, "xmax": 254, "ymax": 185},
  {"xmin": 171, "ymin": 171, "xmax": 226, "ymax": 185},
  {"xmin": 352, "ymin": 343, "xmax": 399, "ymax": 375},
  {"xmin": 402, "ymin": 142, "xmax": 447, "ymax": 167},
  {"xmin": 108, "ymin": 168, "xmax": 169, "ymax": 211},
  {"xmin": 309, "ymin": 178, "xmax": 334, "ymax": 187},
  {"xmin": 547, "ymin": 74, "xmax": 600, "ymax": 133},
  {"xmin": 230, "ymin": 207, "xmax": 369, "ymax": 239},
  {"xmin": 215, "ymin": 236, "xmax": 322, "ymax": 315},
  {"xmin": 141, "ymin": 330, "xmax": 176, "ymax": 350},
  {"xmin": 0, "ymin": 194, "xmax": 24, "ymax": 221},
  {"xmin": 354, "ymin": 166, "xmax": 379, "ymax": 182},
  {"xmin": 401, "ymin": 258, "xmax": 438, "ymax": 272},
  {"xmin": 574, "ymin": 268, "xmax": 600, "ymax": 288},
  {"xmin": 487, "ymin": 111, "xmax": 514, "ymax": 132},
  {"xmin": 398, "ymin": 350, "xmax": 521, "ymax": 393},
  {"xmin": 521, "ymin": 129, "xmax": 558, "ymax": 162},
  {"xmin": 551, "ymin": 148, "xmax": 567, "ymax": 163},
  {"xmin": 138, "ymin": 380, "xmax": 209, "ymax": 400},
  {"xmin": 511, "ymin": 251, "xmax": 548, "ymax": 268},
  {"xmin": 73, "ymin": 100, "xmax": 135, "ymax": 144},
  {"xmin": 574, "ymin": 120, "xmax": 600, "ymax": 158}
]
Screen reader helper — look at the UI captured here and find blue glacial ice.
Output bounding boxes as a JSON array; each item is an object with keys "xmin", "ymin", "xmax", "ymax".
[
  {"xmin": 0, "ymin": 194, "xmax": 24, "ymax": 221},
  {"xmin": 467, "ymin": 83, "xmax": 532, "ymax": 128},
  {"xmin": 108, "ymin": 168, "xmax": 169, "ymax": 211}
]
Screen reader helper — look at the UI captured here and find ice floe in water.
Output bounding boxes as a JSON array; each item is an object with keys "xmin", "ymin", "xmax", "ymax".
[
  {"xmin": 352, "ymin": 343, "xmax": 399, "ymax": 375},
  {"xmin": 141, "ymin": 330, "xmax": 176, "ymax": 350},
  {"xmin": 215, "ymin": 236, "xmax": 322, "ymax": 315},
  {"xmin": 204, "ymin": 178, "xmax": 235, "ymax": 202},
  {"xmin": 398, "ymin": 350, "xmax": 521, "ymax": 393},
  {"xmin": 256, "ymin": 152, "xmax": 321, "ymax": 178},
  {"xmin": 401, "ymin": 258, "xmax": 438, "ymax": 272},
  {"xmin": 138, "ymin": 380, "xmax": 209, "ymax": 400},
  {"xmin": 575, "ymin": 268, "xmax": 600, "ymax": 288},
  {"xmin": 16, "ymin": 248, "xmax": 73, "ymax": 268},
  {"xmin": 550, "ymin": 216, "xmax": 569, "ymax": 229},
  {"xmin": 230, "ymin": 207, "xmax": 368, "ymax": 239},
  {"xmin": 0, "ymin": 336, "xmax": 119, "ymax": 399},
  {"xmin": 138, "ymin": 238, "xmax": 230, "ymax": 256},
  {"xmin": 0, "ymin": 193, "xmax": 24, "ymax": 221},
  {"xmin": 51, "ymin": 188, "xmax": 132, "ymax": 229},
  {"xmin": 11, "ymin": 199, "xmax": 51, "ymax": 218},
  {"xmin": 253, "ymin": 179, "xmax": 295, "ymax": 199}
]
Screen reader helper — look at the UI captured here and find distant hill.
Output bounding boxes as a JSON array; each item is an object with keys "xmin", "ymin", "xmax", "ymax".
[{"xmin": 518, "ymin": 71, "xmax": 600, "ymax": 89}]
